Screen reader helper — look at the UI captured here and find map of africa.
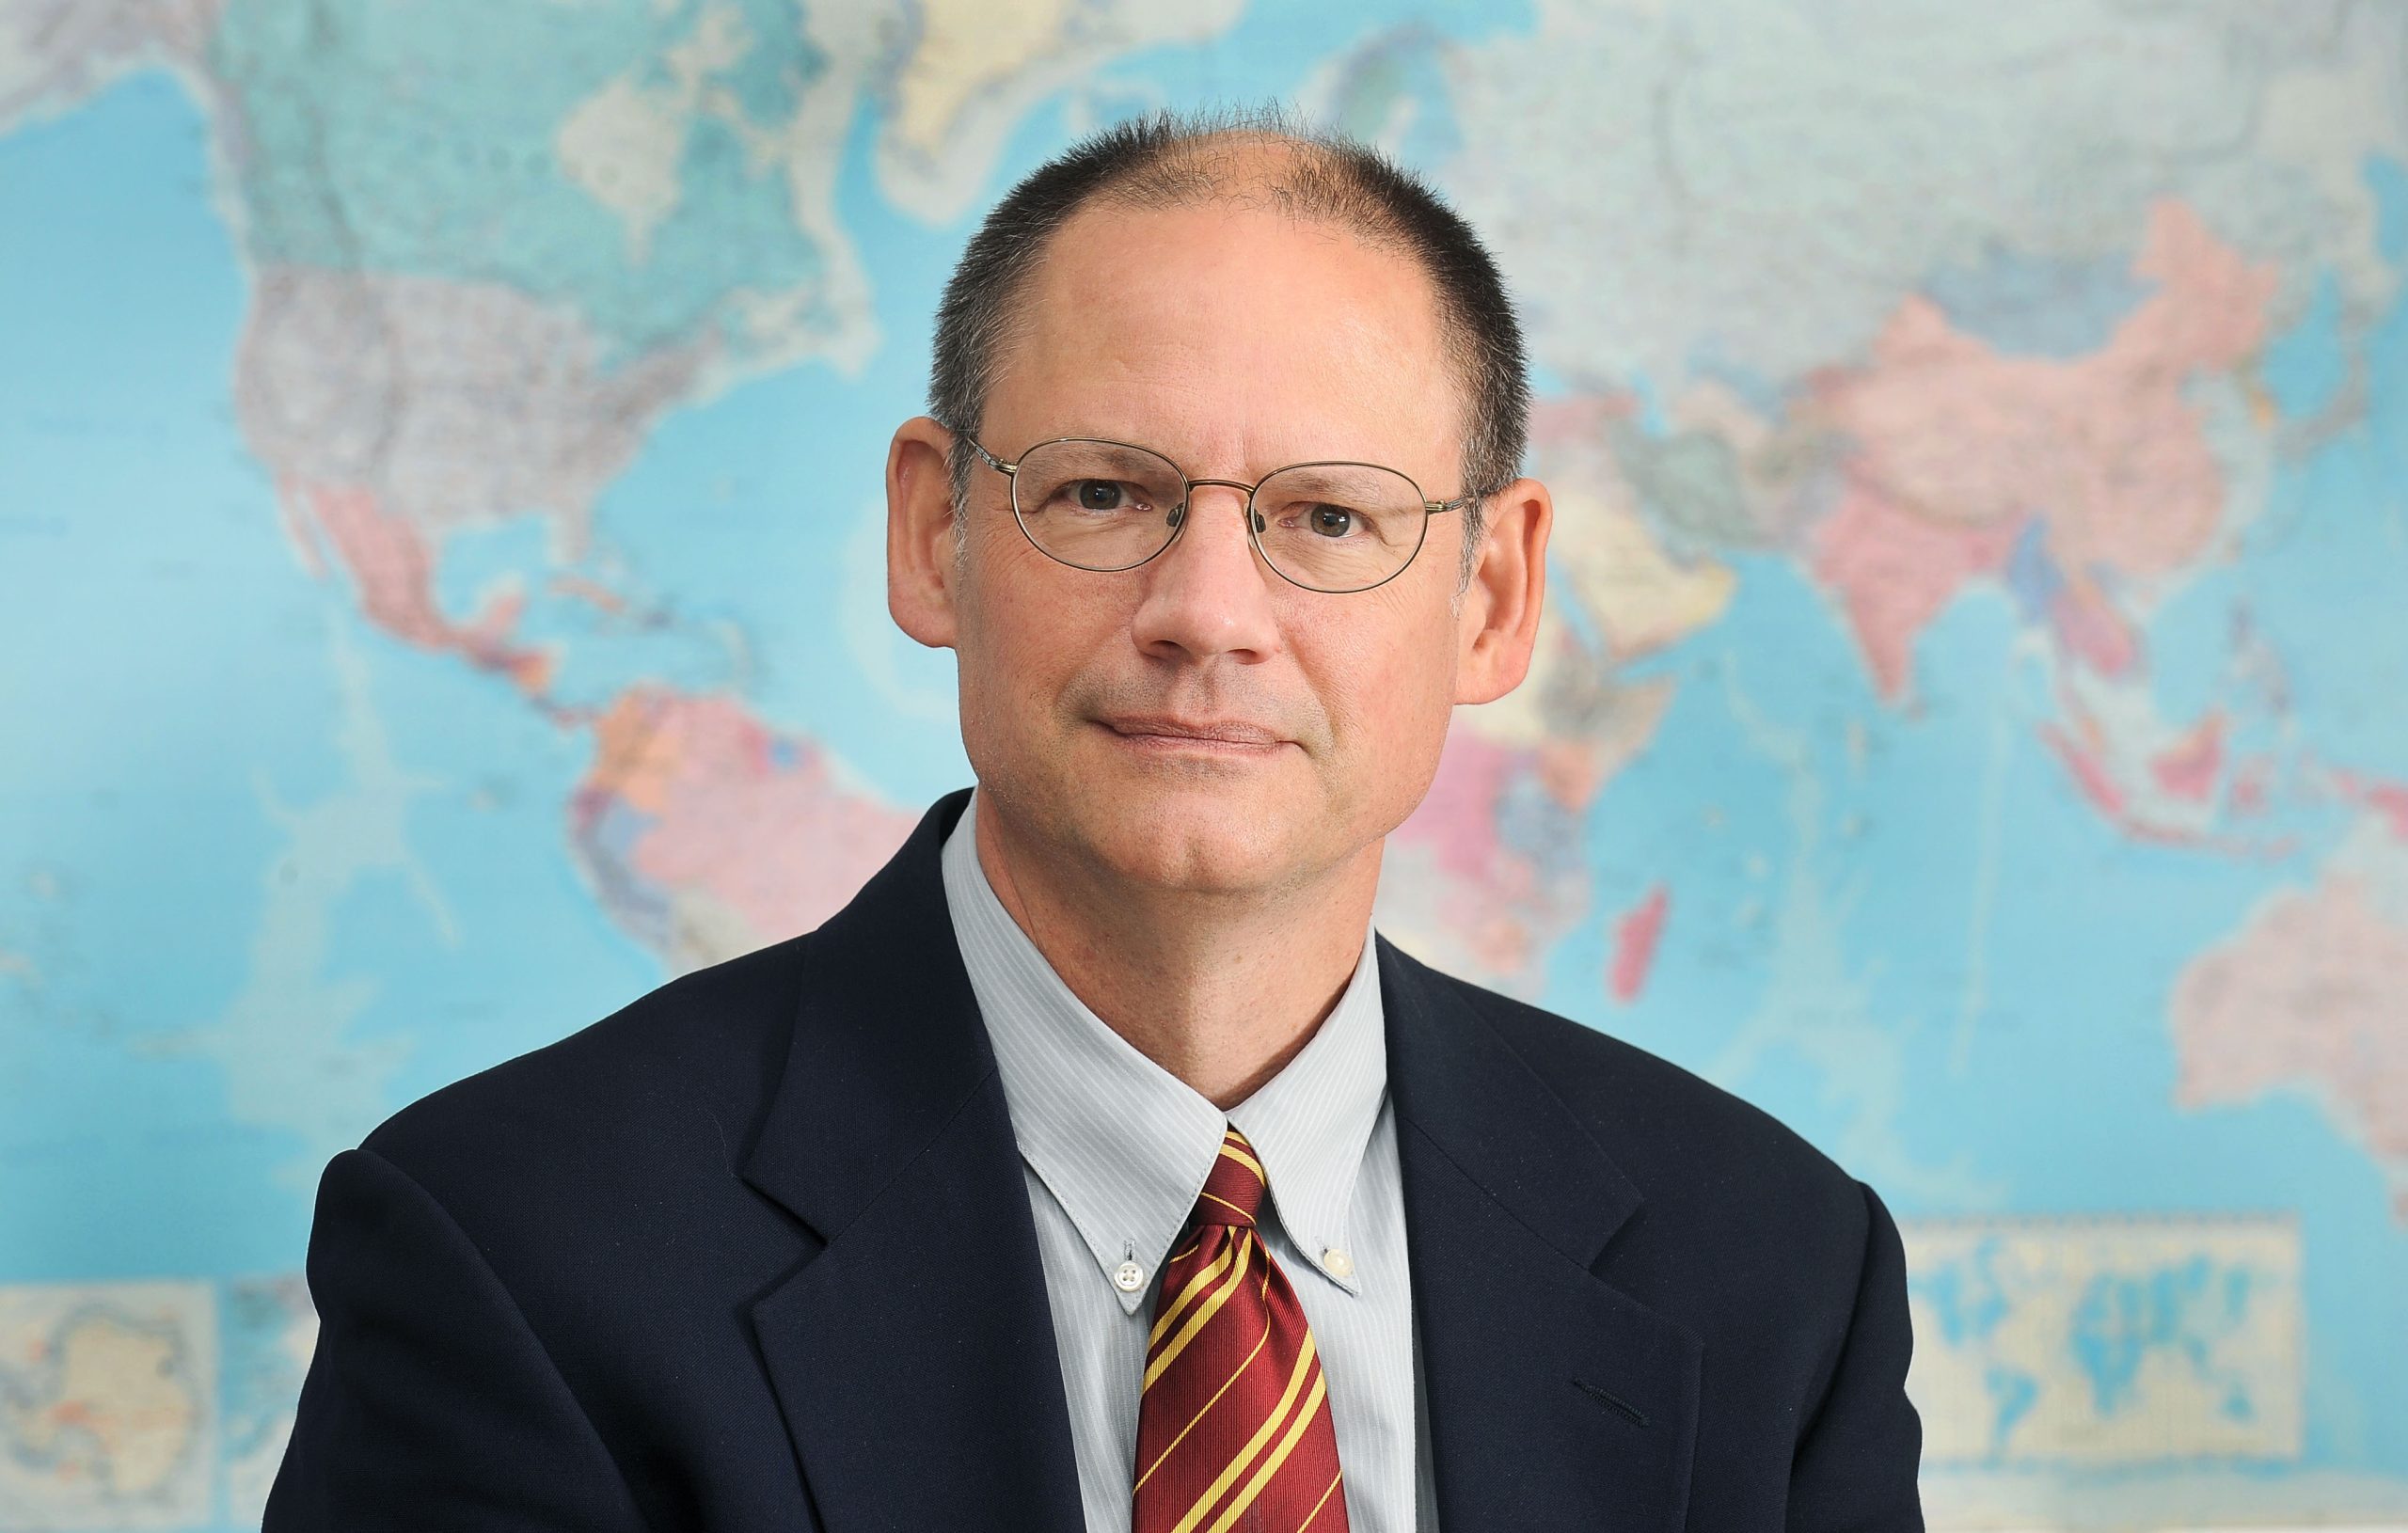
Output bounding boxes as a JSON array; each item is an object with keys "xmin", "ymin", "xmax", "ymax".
[{"xmin": 3, "ymin": 1, "xmax": 2405, "ymax": 1526}]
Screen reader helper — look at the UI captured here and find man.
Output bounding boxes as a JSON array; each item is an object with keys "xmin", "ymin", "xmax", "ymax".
[{"xmin": 266, "ymin": 107, "xmax": 1924, "ymax": 1532}]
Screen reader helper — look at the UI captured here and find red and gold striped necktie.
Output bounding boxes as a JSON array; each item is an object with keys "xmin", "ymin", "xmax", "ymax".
[{"xmin": 1130, "ymin": 1124, "xmax": 1350, "ymax": 1533}]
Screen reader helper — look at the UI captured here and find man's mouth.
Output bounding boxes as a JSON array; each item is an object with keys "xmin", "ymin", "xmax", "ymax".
[{"xmin": 1096, "ymin": 715, "xmax": 1287, "ymax": 750}]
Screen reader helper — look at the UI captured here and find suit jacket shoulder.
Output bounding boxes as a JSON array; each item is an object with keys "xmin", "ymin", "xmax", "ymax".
[
  {"xmin": 336, "ymin": 931, "xmax": 836, "ymax": 1473},
  {"xmin": 1438, "ymin": 959, "xmax": 1869, "ymax": 1230},
  {"xmin": 1371, "ymin": 935, "xmax": 1922, "ymax": 1529},
  {"xmin": 357, "ymin": 931, "xmax": 812, "ymax": 1226},
  {"xmin": 1401, "ymin": 953, "xmax": 1890, "ymax": 1413}
]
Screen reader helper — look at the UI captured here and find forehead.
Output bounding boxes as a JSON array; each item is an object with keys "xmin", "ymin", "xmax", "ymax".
[{"xmin": 991, "ymin": 198, "xmax": 1459, "ymax": 474}]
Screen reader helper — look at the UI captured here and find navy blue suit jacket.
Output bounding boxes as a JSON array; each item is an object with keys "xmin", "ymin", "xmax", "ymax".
[{"xmin": 264, "ymin": 786, "xmax": 1923, "ymax": 1530}]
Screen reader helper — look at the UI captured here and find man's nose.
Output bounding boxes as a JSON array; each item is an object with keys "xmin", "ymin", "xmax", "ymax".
[{"xmin": 1128, "ymin": 482, "xmax": 1283, "ymax": 665}]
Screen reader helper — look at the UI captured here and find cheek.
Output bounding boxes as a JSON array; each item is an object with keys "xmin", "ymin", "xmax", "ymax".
[
  {"xmin": 956, "ymin": 562, "xmax": 1122, "ymax": 737},
  {"xmin": 1310, "ymin": 602, "xmax": 1459, "ymax": 775}
]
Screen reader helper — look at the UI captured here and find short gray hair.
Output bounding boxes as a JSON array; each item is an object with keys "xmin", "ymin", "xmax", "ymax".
[{"xmin": 927, "ymin": 103, "xmax": 1529, "ymax": 588}]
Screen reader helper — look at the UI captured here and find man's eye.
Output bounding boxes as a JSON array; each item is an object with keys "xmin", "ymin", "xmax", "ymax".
[
  {"xmin": 1307, "ymin": 505, "xmax": 1357, "ymax": 538},
  {"xmin": 1072, "ymin": 480, "xmax": 1129, "ymax": 511}
]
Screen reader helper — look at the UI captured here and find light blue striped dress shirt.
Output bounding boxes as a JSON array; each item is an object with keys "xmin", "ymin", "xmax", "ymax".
[{"xmin": 941, "ymin": 790, "xmax": 1439, "ymax": 1532}]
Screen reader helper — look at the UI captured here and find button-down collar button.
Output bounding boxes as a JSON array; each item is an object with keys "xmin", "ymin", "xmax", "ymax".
[
  {"xmin": 1321, "ymin": 1246, "xmax": 1354, "ymax": 1279},
  {"xmin": 1114, "ymin": 1260, "xmax": 1148, "ymax": 1292}
]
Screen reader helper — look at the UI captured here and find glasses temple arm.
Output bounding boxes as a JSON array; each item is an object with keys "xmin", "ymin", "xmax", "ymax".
[{"xmin": 951, "ymin": 429, "xmax": 1015, "ymax": 476}]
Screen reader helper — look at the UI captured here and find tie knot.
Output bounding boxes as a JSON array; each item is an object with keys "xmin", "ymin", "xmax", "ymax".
[{"xmin": 1190, "ymin": 1125, "xmax": 1267, "ymax": 1228}]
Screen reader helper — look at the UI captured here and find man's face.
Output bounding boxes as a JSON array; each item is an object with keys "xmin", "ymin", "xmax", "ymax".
[{"xmin": 933, "ymin": 198, "xmax": 1489, "ymax": 898}]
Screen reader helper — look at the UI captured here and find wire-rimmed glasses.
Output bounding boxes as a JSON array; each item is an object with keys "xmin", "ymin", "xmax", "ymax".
[{"xmin": 953, "ymin": 432, "xmax": 1481, "ymax": 594}]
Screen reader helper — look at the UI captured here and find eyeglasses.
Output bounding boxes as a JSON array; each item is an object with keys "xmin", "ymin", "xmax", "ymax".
[{"xmin": 953, "ymin": 432, "xmax": 1482, "ymax": 594}]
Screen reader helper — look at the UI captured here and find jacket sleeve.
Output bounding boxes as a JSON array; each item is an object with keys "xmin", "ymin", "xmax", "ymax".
[
  {"xmin": 1786, "ymin": 1178, "xmax": 1925, "ymax": 1532},
  {"xmin": 262, "ymin": 1146, "xmax": 652, "ymax": 1532}
]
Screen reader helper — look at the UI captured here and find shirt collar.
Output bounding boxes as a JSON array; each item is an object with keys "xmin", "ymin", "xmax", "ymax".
[{"xmin": 941, "ymin": 787, "xmax": 1386, "ymax": 1312}]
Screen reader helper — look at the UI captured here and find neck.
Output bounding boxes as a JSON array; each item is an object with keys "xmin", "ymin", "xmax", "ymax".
[{"xmin": 972, "ymin": 795, "xmax": 1379, "ymax": 1110}]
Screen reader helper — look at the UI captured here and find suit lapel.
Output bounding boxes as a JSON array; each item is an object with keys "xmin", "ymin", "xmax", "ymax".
[
  {"xmin": 739, "ymin": 788, "xmax": 1085, "ymax": 1532},
  {"xmin": 1382, "ymin": 936, "xmax": 1704, "ymax": 1531}
]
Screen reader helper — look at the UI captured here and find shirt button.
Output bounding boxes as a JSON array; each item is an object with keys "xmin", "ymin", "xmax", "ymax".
[
  {"xmin": 1114, "ymin": 1260, "xmax": 1147, "ymax": 1292},
  {"xmin": 1321, "ymin": 1247, "xmax": 1354, "ymax": 1279}
]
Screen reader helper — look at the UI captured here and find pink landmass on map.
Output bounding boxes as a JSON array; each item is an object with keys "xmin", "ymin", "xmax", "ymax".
[
  {"xmin": 2050, "ymin": 578, "xmax": 2141, "ymax": 679},
  {"xmin": 2322, "ymin": 768, "xmax": 2408, "ymax": 843},
  {"xmin": 1387, "ymin": 731, "xmax": 1554, "ymax": 981},
  {"xmin": 1808, "ymin": 199, "xmax": 2277, "ymax": 699},
  {"xmin": 2037, "ymin": 704, "xmax": 2278, "ymax": 852},
  {"xmin": 2172, "ymin": 861, "xmax": 2408, "ymax": 1223},
  {"xmin": 575, "ymin": 687, "xmax": 916, "ymax": 961},
  {"xmin": 1383, "ymin": 702, "xmax": 1662, "ymax": 995},
  {"xmin": 2229, "ymin": 755, "xmax": 2275, "ymax": 818},
  {"xmin": 2041, "ymin": 719, "xmax": 2131, "ymax": 820},
  {"xmin": 1809, "ymin": 489, "xmax": 2020, "ymax": 700},
  {"xmin": 1608, "ymin": 884, "xmax": 1671, "ymax": 1004},
  {"xmin": 2368, "ymin": 786, "xmax": 2408, "ymax": 842},
  {"xmin": 1402, "ymin": 729, "xmax": 1523, "ymax": 887},
  {"xmin": 281, "ymin": 478, "xmax": 555, "ymax": 696},
  {"xmin": 2151, "ymin": 712, "xmax": 2228, "ymax": 803},
  {"xmin": 288, "ymin": 481, "xmax": 443, "ymax": 643}
]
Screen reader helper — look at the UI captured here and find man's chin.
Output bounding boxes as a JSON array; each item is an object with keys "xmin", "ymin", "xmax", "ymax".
[{"xmin": 1070, "ymin": 797, "xmax": 1298, "ymax": 896}]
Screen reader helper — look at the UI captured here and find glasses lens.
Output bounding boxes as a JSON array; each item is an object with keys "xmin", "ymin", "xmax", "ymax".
[
  {"xmin": 1010, "ymin": 440, "xmax": 1187, "ymax": 571},
  {"xmin": 1252, "ymin": 464, "xmax": 1429, "ymax": 592}
]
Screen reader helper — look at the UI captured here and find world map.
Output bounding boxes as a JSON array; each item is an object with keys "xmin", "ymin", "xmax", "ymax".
[{"xmin": 3, "ymin": 1, "xmax": 2405, "ymax": 1526}]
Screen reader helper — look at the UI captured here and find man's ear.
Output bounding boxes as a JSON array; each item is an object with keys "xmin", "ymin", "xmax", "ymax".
[
  {"xmin": 888, "ymin": 416, "xmax": 962, "ymax": 650},
  {"xmin": 1453, "ymin": 475, "xmax": 1552, "ymax": 705}
]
